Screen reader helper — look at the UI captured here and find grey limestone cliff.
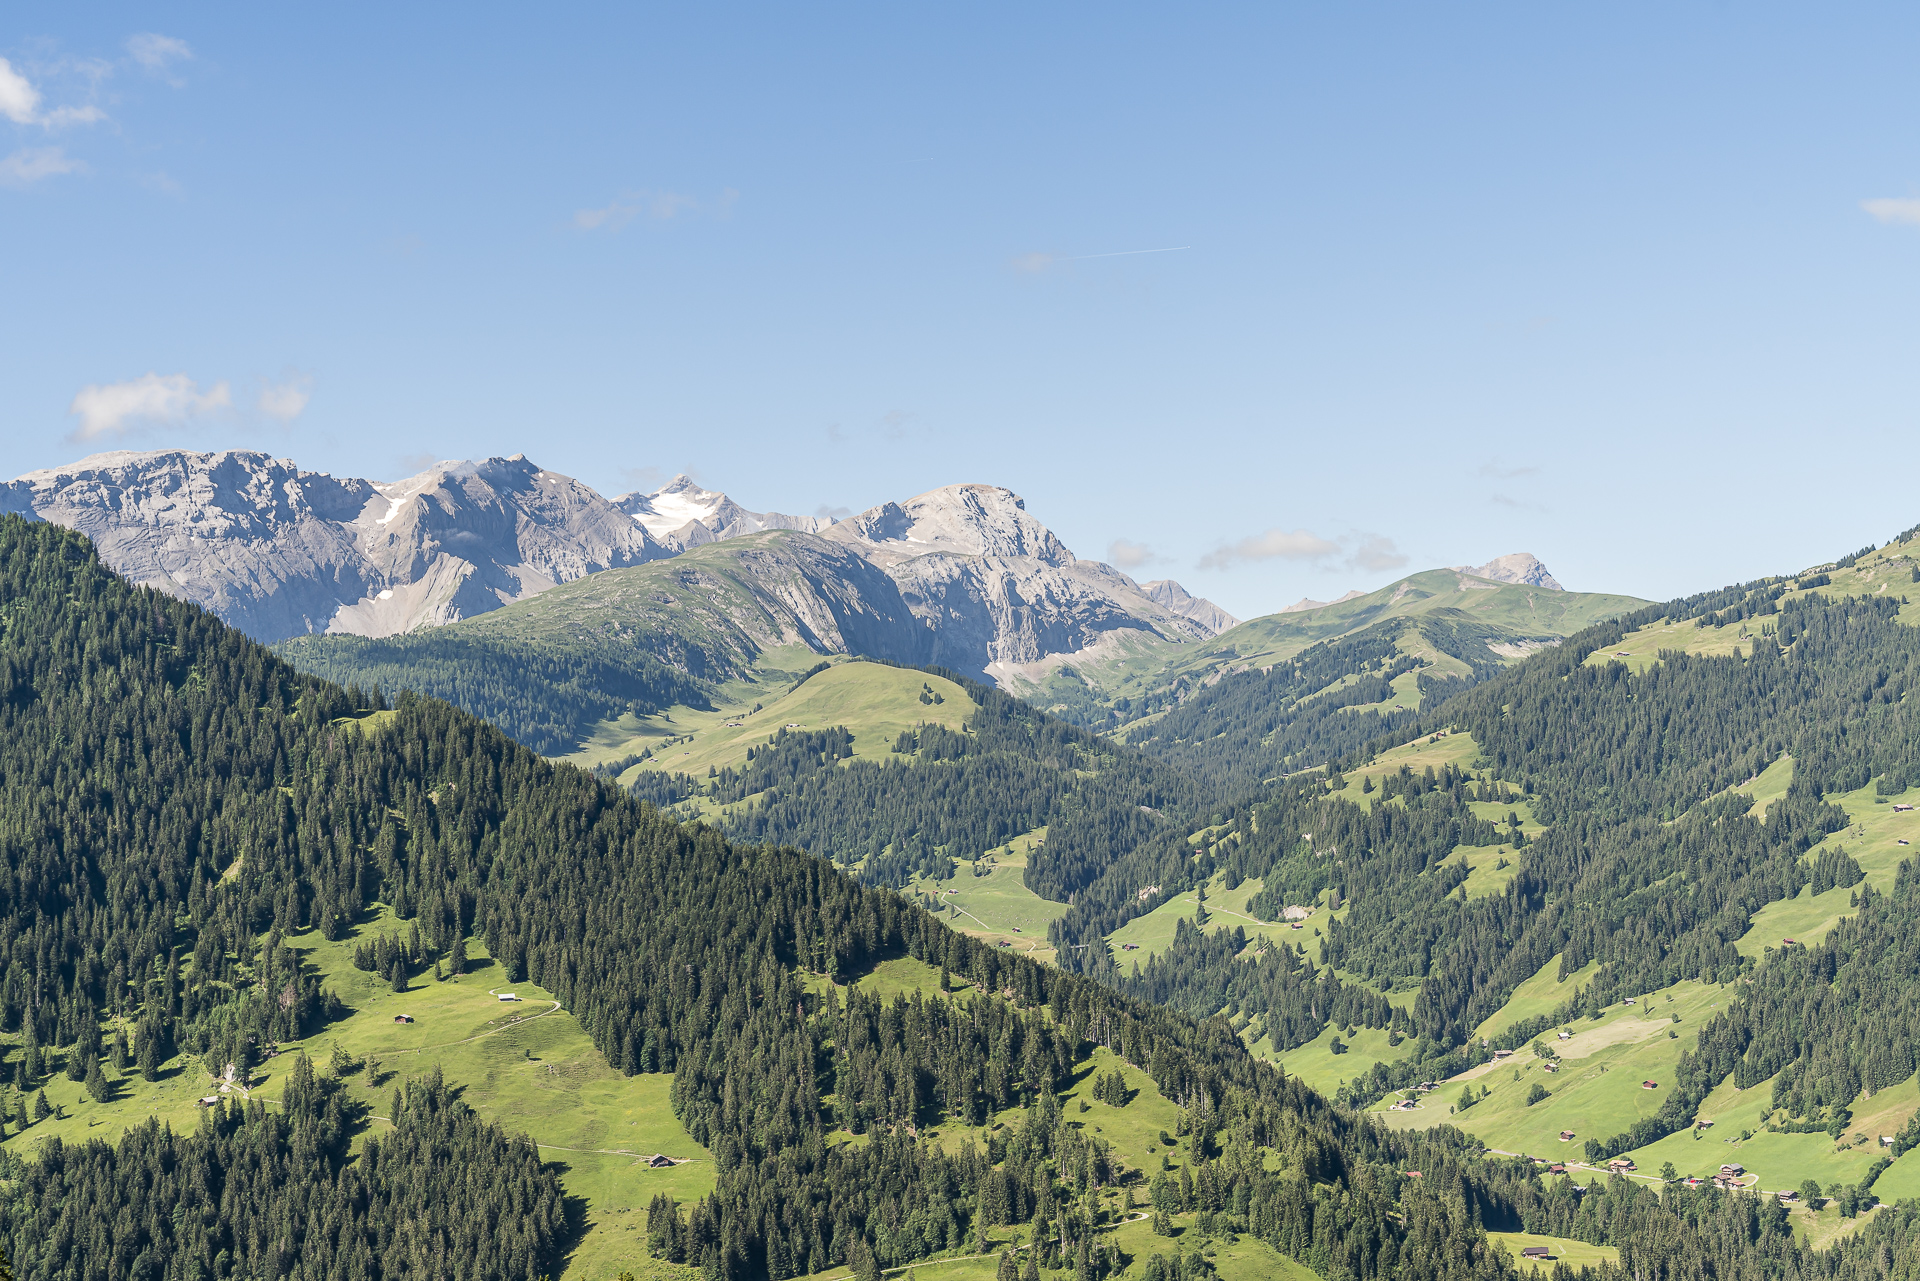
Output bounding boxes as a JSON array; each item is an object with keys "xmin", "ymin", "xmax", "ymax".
[{"xmin": 4, "ymin": 450, "xmax": 668, "ymax": 641}]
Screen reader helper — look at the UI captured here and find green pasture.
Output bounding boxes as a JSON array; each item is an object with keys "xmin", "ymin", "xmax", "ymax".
[
  {"xmin": 1256, "ymin": 1021, "xmax": 1416, "ymax": 1099},
  {"xmin": 1343, "ymin": 731, "xmax": 1482, "ymax": 807},
  {"xmin": 0, "ymin": 906, "xmax": 714, "ymax": 1281},
  {"xmin": 1487, "ymin": 1232, "xmax": 1619, "ymax": 1273},
  {"xmin": 909, "ymin": 836, "xmax": 1068, "ymax": 965},
  {"xmin": 1380, "ymin": 979, "xmax": 1725, "ymax": 1157},
  {"xmin": 1473, "ymin": 954, "xmax": 1599, "ymax": 1043},
  {"xmin": 1107, "ymin": 873, "xmax": 1335, "ymax": 967},
  {"xmin": 1740, "ymin": 777, "xmax": 1920, "ymax": 959},
  {"xmin": 577, "ymin": 658, "xmax": 974, "ymax": 782}
]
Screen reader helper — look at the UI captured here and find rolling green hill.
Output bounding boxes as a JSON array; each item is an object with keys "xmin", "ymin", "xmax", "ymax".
[
  {"xmin": 276, "ymin": 530, "xmax": 936, "ymax": 753},
  {"xmin": 1013, "ymin": 569, "xmax": 1648, "ymax": 729}
]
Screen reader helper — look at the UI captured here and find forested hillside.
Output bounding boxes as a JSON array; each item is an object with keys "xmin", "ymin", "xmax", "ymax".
[
  {"xmin": 0, "ymin": 515, "xmax": 1540, "ymax": 1281},
  {"xmin": 277, "ymin": 627, "xmax": 708, "ymax": 755},
  {"xmin": 18, "ymin": 511, "xmax": 1920, "ymax": 1280},
  {"xmin": 1097, "ymin": 547, "xmax": 1920, "ymax": 1162},
  {"xmin": 1115, "ymin": 614, "xmax": 1513, "ymax": 793},
  {"xmin": 634, "ymin": 671, "xmax": 1216, "ymax": 893}
]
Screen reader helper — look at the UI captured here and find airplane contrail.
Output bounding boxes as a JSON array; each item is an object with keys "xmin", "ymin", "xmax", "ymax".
[{"xmin": 1069, "ymin": 246, "xmax": 1192, "ymax": 260}]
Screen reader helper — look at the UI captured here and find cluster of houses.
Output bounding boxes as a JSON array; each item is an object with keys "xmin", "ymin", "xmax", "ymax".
[{"xmin": 1676, "ymin": 1163, "xmax": 1748, "ymax": 1192}]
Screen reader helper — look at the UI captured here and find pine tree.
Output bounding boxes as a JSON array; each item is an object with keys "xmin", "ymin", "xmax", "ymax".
[{"xmin": 86, "ymin": 1054, "xmax": 110, "ymax": 1104}]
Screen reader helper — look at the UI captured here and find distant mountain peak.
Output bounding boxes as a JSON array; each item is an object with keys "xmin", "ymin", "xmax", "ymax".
[
  {"xmin": 1140, "ymin": 579, "xmax": 1240, "ymax": 634},
  {"xmin": 5, "ymin": 448, "xmax": 667, "ymax": 640},
  {"xmin": 1451, "ymin": 552, "xmax": 1564, "ymax": 591},
  {"xmin": 615, "ymin": 474, "xmax": 827, "ymax": 550},
  {"xmin": 828, "ymin": 483, "xmax": 1073, "ymax": 566},
  {"xmin": 1280, "ymin": 589, "xmax": 1365, "ymax": 614}
]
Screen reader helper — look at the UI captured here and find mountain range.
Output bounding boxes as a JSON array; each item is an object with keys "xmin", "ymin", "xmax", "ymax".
[{"xmin": 3, "ymin": 450, "xmax": 1236, "ymax": 676}]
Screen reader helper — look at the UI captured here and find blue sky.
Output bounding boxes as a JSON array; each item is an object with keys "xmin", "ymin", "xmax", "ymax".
[{"xmin": 3, "ymin": 5, "xmax": 1918, "ymax": 619}]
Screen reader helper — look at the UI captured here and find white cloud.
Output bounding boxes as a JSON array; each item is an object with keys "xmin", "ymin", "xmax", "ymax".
[
  {"xmin": 574, "ymin": 201, "xmax": 635, "ymax": 232},
  {"xmin": 574, "ymin": 190, "xmax": 711, "ymax": 231},
  {"xmin": 1107, "ymin": 538, "xmax": 1156, "ymax": 570},
  {"xmin": 1864, "ymin": 197, "xmax": 1920, "ymax": 227},
  {"xmin": 41, "ymin": 104, "xmax": 106, "ymax": 127},
  {"xmin": 1197, "ymin": 528, "xmax": 1340, "ymax": 571},
  {"xmin": 0, "ymin": 58, "xmax": 43, "ymax": 124},
  {"xmin": 0, "ymin": 57, "xmax": 106, "ymax": 130},
  {"xmin": 1347, "ymin": 535, "xmax": 1408, "ymax": 573},
  {"xmin": 69, "ymin": 373, "xmax": 231, "ymax": 440},
  {"xmin": 0, "ymin": 146, "xmax": 83, "ymax": 186},
  {"xmin": 1197, "ymin": 527, "xmax": 1408, "ymax": 574},
  {"xmin": 127, "ymin": 34, "xmax": 193, "ymax": 72},
  {"xmin": 258, "ymin": 376, "xmax": 311, "ymax": 422}
]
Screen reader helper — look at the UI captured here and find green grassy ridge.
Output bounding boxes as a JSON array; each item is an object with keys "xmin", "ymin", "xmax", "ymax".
[
  {"xmin": 277, "ymin": 531, "xmax": 945, "ymax": 755},
  {"xmin": 564, "ymin": 658, "xmax": 976, "ymax": 786},
  {"xmin": 1035, "ymin": 571, "xmax": 1648, "ymax": 720},
  {"xmin": 1581, "ymin": 534, "xmax": 1920, "ymax": 681}
]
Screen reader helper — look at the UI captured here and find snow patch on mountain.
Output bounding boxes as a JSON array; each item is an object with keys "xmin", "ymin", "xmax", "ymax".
[{"xmin": 616, "ymin": 475, "xmax": 828, "ymax": 551}]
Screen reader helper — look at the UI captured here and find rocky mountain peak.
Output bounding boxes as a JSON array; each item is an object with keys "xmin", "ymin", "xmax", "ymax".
[
  {"xmin": 1453, "ymin": 552, "xmax": 1564, "ymax": 591},
  {"xmin": 828, "ymin": 483, "xmax": 1073, "ymax": 566},
  {"xmin": 5, "ymin": 449, "xmax": 666, "ymax": 641},
  {"xmin": 615, "ymin": 474, "xmax": 827, "ymax": 551},
  {"xmin": 1140, "ymin": 579, "xmax": 1241, "ymax": 634}
]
